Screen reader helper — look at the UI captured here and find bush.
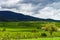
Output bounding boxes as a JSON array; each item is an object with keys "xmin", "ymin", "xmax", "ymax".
[
  {"xmin": 41, "ymin": 33, "xmax": 47, "ymax": 37},
  {"xmin": 2, "ymin": 28, "xmax": 6, "ymax": 32},
  {"xmin": 32, "ymin": 29, "xmax": 38, "ymax": 32},
  {"xmin": 37, "ymin": 27, "xmax": 41, "ymax": 29}
]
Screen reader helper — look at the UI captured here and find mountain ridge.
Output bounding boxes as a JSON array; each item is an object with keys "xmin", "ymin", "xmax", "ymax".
[{"xmin": 0, "ymin": 11, "xmax": 60, "ymax": 22}]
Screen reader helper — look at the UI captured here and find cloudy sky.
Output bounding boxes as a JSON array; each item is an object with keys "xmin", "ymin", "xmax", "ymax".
[{"xmin": 0, "ymin": 0, "xmax": 60, "ymax": 20}]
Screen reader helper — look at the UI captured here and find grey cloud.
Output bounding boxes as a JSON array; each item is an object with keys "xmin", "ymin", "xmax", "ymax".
[
  {"xmin": 19, "ymin": 0, "xmax": 55, "ymax": 14},
  {"xmin": 0, "ymin": 0, "xmax": 60, "ymax": 16},
  {"xmin": 17, "ymin": 0, "xmax": 60, "ymax": 14},
  {"xmin": 0, "ymin": 0, "xmax": 58, "ymax": 10},
  {"xmin": 0, "ymin": 0, "xmax": 60, "ymax": 11},
  {"xmin": 21, "ymin": 0, "xmax": 54, "ymax": 5}
]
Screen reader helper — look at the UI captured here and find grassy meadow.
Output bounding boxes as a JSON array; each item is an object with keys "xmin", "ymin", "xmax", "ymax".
[{"xmin": 0, "ymin": 21, "xmax": 60, "ymax": 40}]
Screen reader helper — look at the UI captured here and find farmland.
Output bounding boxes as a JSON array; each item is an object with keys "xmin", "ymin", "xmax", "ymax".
[{"xmin": 0, "ymin": 21, "xmax": 60, "ymax": 40}]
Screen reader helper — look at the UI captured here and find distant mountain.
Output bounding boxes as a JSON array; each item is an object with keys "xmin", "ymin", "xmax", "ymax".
[{"xmin": 0, "ymin": 11, "xmax": 59, "ymax": 22}]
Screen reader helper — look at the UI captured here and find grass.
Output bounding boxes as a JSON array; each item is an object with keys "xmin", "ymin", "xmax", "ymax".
[
  {"xmin": 0, "ymin": 29, "xmax": 59, "ymax": 39},
  {"xmin": 21, "ymin": 37, "xmax": 60, "ymax": 40},
  {"xmin": 0, "ymin": 21, "xmax": 60, "ymax": 28},
  {"xmin": 0, "ymin": 37, "xmax": 60, "ymax": 40},
  {"xmin": 2, "ymin": 37, "xmax": 59, "ymax": 40},
  {"xmin": 0, "ymin": 21, "xmax": 60, "ymax": 40}
]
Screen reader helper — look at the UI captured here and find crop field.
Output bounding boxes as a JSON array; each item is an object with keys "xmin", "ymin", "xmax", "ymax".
[{"xmin": 0, "ymin": 21, "xmax": 60, "ymax": 40}]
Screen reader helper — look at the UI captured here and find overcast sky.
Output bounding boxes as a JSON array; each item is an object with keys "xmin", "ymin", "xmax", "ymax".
[{"xmin": 0, "ymin": 0, "xmax": 60, "ymax": 20}]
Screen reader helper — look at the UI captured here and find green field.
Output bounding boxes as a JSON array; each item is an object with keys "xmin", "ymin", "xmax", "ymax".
[
  {"xmin": 0, "ymin": 21, "xmax": 60, "ymax": 40},
  {"xmin": 21, "ymin": 37, "xmax": 60, "ymax": 40}
]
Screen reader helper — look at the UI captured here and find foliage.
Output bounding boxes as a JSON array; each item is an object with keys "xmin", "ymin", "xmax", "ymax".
[
  {"xmin": 41, "ymin": 22, "xmax": 58, "ymax": 36},
  {"xmin": 2, "ymin": 28, "xmax": 6, "ymax": 32},
  {"xmin": 41, "ymin": 33, "xmax": 47, "ymax": 37},
  {"xmin": 0, "ymin": 21, "xmax": 59, "ymax": 39}
]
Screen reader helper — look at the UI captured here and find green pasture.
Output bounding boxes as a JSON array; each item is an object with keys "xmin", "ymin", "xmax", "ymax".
[
  {"xmin": 21, "ymin": 37, "xmax": 60, "ymax": 40},
  {"xmin": 0, "ymin": 21, "xmax": 59, "ymax": 40}
]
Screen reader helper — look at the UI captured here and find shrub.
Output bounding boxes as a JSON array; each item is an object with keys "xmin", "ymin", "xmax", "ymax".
[
  {"xmin": 37, "ymin": 27, "xmax": 41, "ymax": 29},
  {"xmin": 41, "ymin": 33, "xmax": 47, "ymax": 37},
  {"xmin": 32, "ymin": 29, "xmax": 38, "ymax": 32},
  {"xmin": 2, "ymin": 28, "xmax": 6, "ymax": 32}
]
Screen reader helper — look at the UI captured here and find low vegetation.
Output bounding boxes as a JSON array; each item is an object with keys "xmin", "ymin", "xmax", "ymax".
[{"xmin": 0, "ymin": 21, "xmax": 60, "ymax": 40}]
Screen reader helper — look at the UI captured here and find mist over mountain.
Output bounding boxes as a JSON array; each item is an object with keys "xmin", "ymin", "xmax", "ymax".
[{"xmin": 0, "ymin": 11, "xmax": 59, "ymax": 22}]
